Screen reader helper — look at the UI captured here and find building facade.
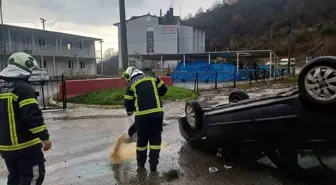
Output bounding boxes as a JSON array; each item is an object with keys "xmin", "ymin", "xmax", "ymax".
[
  {"xmin": 114, "ymin": 8, "xmax": 206, "ymax": 69},
  {"xmin": 0, "ymin": 24, "xmax": 102, "ymax": 76}
]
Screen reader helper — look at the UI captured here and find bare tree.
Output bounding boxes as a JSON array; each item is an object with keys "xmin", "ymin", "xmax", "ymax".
[
  {"xmin": 184, "ymin": 13, "xmax": 193, "ymax": 20},
  {"xmin": 103, "ymin": 48, "xmax": 117, "ymax": 61},
  {"xmin": 195, "ymin": 8, "xmax": 204, "ymax": 17}
]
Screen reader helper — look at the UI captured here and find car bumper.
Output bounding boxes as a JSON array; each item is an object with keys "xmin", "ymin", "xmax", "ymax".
[{"xmin": 178, "ymin": 117, "xmax": 191, "ymax": 141}]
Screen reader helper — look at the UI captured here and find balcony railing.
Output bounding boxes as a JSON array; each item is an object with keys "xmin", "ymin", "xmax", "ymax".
[{"xmin": 0, "ymin": 42, "xmax": 96, "ymax": 58}]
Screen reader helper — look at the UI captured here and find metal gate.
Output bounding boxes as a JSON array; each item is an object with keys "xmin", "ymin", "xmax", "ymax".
[{"xmin": 30, "ymin": 75, "xmax": 67, "ymax": 111}]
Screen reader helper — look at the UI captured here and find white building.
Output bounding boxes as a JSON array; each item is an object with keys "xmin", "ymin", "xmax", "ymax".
[
  {"xmin": 114, "ymin": 7, "xmax": 206, "ymax": 69},
  {"xmin": 0, "ymin": 24, "xmax": 102, "ymax": 76}
]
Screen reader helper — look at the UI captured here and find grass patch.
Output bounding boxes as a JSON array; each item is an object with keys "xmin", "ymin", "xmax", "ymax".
[{"xmin": 68, "ymin": 86, "xmax": 198, "ymax": 105}]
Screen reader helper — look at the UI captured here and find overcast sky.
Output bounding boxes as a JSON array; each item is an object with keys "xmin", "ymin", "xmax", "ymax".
[{"xmin": 2, "ymin": 0, "xmax": 219, "ymax": 53}]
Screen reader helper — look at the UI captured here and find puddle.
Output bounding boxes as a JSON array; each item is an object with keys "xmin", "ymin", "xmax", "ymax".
[{"xmin": 109, "ymin": 138, "xmax": 169, "ymax": 165}]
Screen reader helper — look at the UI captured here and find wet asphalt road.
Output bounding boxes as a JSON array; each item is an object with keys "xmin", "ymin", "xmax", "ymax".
[{"xmin": 0, "ymin": 118, "xmax": 307, "ymax": 185}]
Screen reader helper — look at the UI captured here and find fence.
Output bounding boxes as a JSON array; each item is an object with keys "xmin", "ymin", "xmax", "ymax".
[
  {"xmin": 172, "ymin": 67, "xmax": 296, "ymax": 91},
  {"xmin": 30, "ymin": 74, "xmax": 66, "ymax": 111}
]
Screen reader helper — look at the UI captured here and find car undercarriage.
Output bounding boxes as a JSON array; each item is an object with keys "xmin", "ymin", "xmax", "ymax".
[{"xmin": 178, "ymin": 56, "xmax": 336, "ymax": 182}]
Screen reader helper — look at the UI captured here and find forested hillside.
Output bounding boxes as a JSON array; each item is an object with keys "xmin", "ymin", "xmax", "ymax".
[{"xmin": 186, "ymin": 0, "xmax": 336, "ymax": 59}]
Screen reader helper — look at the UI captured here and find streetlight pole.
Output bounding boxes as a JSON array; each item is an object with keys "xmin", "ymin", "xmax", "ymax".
[
  {"xmin": 0, "ymin": 0, "xmax": 5, "ymax": 70},
  {"xmin": 119, "ymin": 0, "xmax": 128, "ymax": 70},
  {"xmin": 0, "ymin": 0, "xmax": 3, "ymax": 24},
  {"xmin": 40, "ymin": 18, "xmax": 46, "ymax": 30}
]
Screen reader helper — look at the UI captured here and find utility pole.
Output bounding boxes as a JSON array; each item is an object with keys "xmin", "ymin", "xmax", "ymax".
[
  {"xmin": 119, "ymin": 0, "xmax": 128, "ymax": 70},
  {"xmin": 40, "ymin": 18, "xmax": 46, "ymax": 30},
  {"xmin": 100, "ymin": 40, "xmax": 104, "ymax": 75},
  {"xmin": 270, "ymin": 24, "xmax": 273, "ymax": 44}
]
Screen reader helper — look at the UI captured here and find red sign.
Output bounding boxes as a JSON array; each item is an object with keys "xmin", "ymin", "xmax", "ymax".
[{"xmin": 163, "ymin": 26, "xmax": 177, "ymax": 34}]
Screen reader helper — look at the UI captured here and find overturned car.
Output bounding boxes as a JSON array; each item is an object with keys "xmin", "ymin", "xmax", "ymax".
[{"xmin": 179, "ymin": 56, "xmax": 336, "ymax": 178}]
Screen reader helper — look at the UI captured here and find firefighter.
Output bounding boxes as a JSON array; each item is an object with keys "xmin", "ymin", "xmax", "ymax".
[
  {"xmin": 122, "ymin": 67, "xmax": 168, "ymax": 172},
  {"xmin": 0, "ymin": 52, "xmax": 52, "ymax": 185}
]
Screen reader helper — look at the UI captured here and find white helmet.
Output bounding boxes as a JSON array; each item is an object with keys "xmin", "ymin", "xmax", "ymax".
[
  {"xmin": 122, "ymin": 67, "xmax": 144, "ymax": 81},
  {"xmin": 7, "ymin": 52, "xmax": 39, "ymax": 73},
  {"xmin": 0, "ymin": 52, "xmax": 40, "ymax": 78}
]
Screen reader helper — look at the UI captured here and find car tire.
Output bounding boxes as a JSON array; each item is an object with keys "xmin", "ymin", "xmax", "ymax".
[
  {"xmin": 229, "ymin": 90, "xmax": 250, "ymax": 103},
  {"xmin": 298, "ymin": 56, "xmax": 336, "ymax": 109},
  {"xmin": 185, "ymin": 101, "xmax": 203, "ymax": 130}
]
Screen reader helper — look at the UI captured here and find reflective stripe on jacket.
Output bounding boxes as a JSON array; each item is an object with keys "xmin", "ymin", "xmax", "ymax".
[
  {"xmin": 124, "ymin": 75, "xmax": 168, "ymax": 116},
  {"xmin": 0, "ymin": 78, "xmax": 49, "ymax": 152}
]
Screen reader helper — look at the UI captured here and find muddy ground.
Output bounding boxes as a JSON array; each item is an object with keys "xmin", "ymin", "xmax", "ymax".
[
  {"xmin": 0, "ymin": 84, "xmax": 320, "ymax": 185},
  {"xmin": 0, "ymin": 118, "xmax": 307, "ymax": 185}
]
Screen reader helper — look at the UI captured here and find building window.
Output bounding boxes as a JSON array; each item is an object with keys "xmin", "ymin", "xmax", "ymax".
[
  {"xmin": 22, "ymin": 36, "xmax": 26, "ymax": 45},
  {"xmin": 39, "ymin": 59, "xmax": 47, "ymax": 68},
  {"xmin": 80, "ymin": 61, "xmax": 86, "ymax": 69},
  {"xmin": 146, "ymin": 30, "xmax": 154, "ymax": 54},
  {"xmin": 68, "ymin": 41, "xmax": 72, "ymax": 50},
  {"xmin": 68, "ymin": 60, "xmax": 74, "ymax": 69},
  {"xmin": 38, "ymin": 37, "xmax": 46, "ymax": 46},
  {"xmin": 79, "ymin": 41, "xmax": 83, "ymax": 50},
  {"xmin": 147, "ymin": 47, "xmax": 153, "ymax": 53},
  {"xmin": 147, "ymin": 37, "xmax": 154, "ymax": 43}
]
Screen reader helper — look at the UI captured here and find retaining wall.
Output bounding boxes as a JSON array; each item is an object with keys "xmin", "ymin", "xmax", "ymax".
[{"xmin": 58, "ymin": 76, "xmax": 172, "ymax": 99}]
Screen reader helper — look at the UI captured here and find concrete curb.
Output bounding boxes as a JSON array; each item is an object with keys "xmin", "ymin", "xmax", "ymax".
[
  {"xmin": 48, "ymin": 114, "xmax": 181, "ymax": 121},
  {"xmin": 48, "ymin": 96, "xmax": 125, "ymax": 109}
]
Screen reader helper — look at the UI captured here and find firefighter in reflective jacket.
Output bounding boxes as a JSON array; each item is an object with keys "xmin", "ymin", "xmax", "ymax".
[
  {"xmin": 0, "ymin": 52, "xmax": 52, "ymax": 185},
  {"xmin": 122, "ymin": 67, "xmax": 168, "ymax": 172}
]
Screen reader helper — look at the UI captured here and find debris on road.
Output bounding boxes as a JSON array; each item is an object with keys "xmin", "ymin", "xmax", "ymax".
[
  {"xmin": 161, "ymin": 169, "xmax": 181, "ymax": 182},
  {"xmin": 208, "ymin": 167, "xmax": 218, "ymax": 173},
  {"xmin": 224, "ymin": 165, "xmax": 232, "ymax": 169}
]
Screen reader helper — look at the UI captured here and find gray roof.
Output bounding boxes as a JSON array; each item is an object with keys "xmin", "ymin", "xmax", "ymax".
[
  {"xmin": 2, "ymin": 24, "xmax": 102, "ymax": 41},
  {"xmin": 113, "ymin": 8, "xmax": 205, "ymax": 31},
  {"xmin": 113, "ymin": 14, "xmax": 205, "ymax": 31}
]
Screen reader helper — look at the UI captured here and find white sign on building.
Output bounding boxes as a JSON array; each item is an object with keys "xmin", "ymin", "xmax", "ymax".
[{"xmin": 163, "ymin": 26, "xmax": 177, "ymax": 34}]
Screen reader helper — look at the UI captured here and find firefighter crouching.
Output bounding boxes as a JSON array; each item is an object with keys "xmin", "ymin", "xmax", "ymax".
[
  {"xmin": 0, "ymin": 52, "xmax": 52, "ymax": 185},
  {"xmin": 122, "ymin": 67, "xmax": 168, "ymax": 172}
]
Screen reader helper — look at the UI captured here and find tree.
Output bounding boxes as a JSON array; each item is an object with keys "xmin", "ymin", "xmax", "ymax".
[
  {"xmin": 103, "ymin": 48, "xmax": 117, "ymax": 61},
  {"xmin": 210, "ymin": 1, "xmax": 222, "ymax": 10},
  {"xmin": 195, "ymin": 8, "xmax": 204, "ymax": 17},
  {"xmin": 184, "ymin": 13, "xmax": 193, "ymax": 20}
]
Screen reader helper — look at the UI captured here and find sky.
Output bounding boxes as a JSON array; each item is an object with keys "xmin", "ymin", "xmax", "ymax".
[{"xmin": 2, "ymin": 0, "xmax": 219, "ymax": 55}]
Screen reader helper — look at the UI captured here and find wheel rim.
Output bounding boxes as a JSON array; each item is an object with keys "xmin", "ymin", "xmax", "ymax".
[
  {"xmin": 186, "ymin": 105, "xmax": 196, "ymax": 129},
  {"xmin": 231, "ymin": 95, "xmax": 241, "ymax": 102},
  {"xmin": 305, "ymin": 66, "xmax": 336, "ymax": 102}
]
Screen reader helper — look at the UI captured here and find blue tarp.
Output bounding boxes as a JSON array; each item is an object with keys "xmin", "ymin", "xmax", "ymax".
[
  {"xmin": 172, "ymin": 60, "xmax": 236, "ymax": 82},
  {"xmin": 172, "ymin": 61, "xmax": 283, "ymax": 82}
]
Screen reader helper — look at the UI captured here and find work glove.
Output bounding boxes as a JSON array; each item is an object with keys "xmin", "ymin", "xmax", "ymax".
[{"xmin": 122, "ymin": 131, "xmax": 133, "ymax": 143}]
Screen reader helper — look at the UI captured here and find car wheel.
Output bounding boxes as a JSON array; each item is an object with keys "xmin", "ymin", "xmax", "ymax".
[
  {"xmin": 229, "ymin": 90, "xmax": 250, "ymax": 103},
  {"xmin": 298, "ymin": 56, "xmax": 336, "ymax": 109},
  {"xmin": 185, "ymin": 101, "xmax": 203, "ymax": 130}
]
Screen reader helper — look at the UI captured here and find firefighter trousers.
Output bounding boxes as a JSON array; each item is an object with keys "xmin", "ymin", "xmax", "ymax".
[
  {"xmin": 135, "ymin": 113, "xmax": 163, "ymax": 170},
  {"xmin": 1, "ymin": 148, "xmax": 46, "ymax": 185}
]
